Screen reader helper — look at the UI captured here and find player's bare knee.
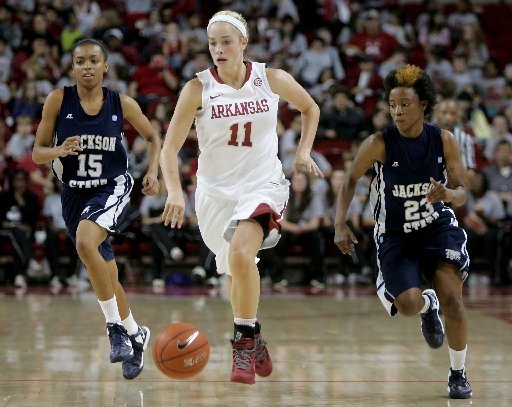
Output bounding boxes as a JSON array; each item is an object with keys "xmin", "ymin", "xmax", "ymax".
[
  {"xmin": 228, "ymin": 246, "xmax": 253, "ymax": 275},
  {"xmin": 395, "ymin": 290, "xmax": 424, "ymax": 316},
  {"xmin": 75, "ymin": 236, "xmax": 96, "ymax": 258},
  {"xmin": 439, "ymin": 293, "xmax": 465, "ymax": 320}
]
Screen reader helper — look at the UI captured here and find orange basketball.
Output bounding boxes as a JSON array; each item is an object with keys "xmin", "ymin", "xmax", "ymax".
[{"xmin": 152, "ymin": 322, "xmax": 210, "ymax": 379}]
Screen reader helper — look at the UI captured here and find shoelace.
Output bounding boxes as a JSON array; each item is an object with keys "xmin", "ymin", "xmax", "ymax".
[
  {"xmin": 233, "ymin": 347, "xmax": 254, "ymax": 370},
  {"xmin": 450, "ymin": 370, "xmax": 467, "ymax": 385},
  {"xmin": 254, "ymin": 338, "xmax": 267, "ymax": 362},
  {"xmin": 109, "ymin": 324, "xmax": 128, "ymax": 348}
]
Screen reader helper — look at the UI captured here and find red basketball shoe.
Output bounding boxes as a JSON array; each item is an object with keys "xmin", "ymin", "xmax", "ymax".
[
  {"xmin": 254, "ymin": 333, "xmax": 273, "ymax": 377},
  {"xmin": 230, "ymin": 338, "xmax": 256, "ymax": 384}
]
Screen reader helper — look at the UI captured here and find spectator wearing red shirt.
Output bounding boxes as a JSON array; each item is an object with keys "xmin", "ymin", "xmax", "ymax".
[
  {"xmin": 344, "ymin": 9, "xmax": 398, "ymax": 65},
  {"xmin": 128, "ymin": 51, "xmax": 179, "ymax": 112}
]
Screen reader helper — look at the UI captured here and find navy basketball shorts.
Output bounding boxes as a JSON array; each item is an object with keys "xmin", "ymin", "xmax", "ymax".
[
  {"xmin": 61, "ymin": 174, "xmax": 133, "ymax": 261},
  {"xmin": 375, "ymin": 210, "xmax": 469, "ymax": 315}
]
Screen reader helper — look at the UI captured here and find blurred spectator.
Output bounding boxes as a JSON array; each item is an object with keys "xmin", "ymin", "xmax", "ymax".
[
  {"xmin": 343, "ymin": 9, "xmax": 398, "ymax": 65},
  {"xmin": 161, "ymin": 22, "xmax": 187, "ymax": 70},
  {"xmin": 463, "ymin": 171, "xmax": 506, "ymax": 286},
  {"xmin": 181, "ymin": 12, "xmax": 208, "ymax": 57},
  {"xmin": 268, "ymin": 15, "xmax": 307, "ymax": 64},
  {"xmin": 60, "ymin": 11, "xmax": 83, "ymax": 53},
  {"xmin": 425, "ymin": 45, "xmax": 454, "ymax": 88},
  {"xmin": 322, "ymin": 168, "xmax": 368, "ymax": 285},
  {"xmin": 308, "ymin": 68, "xmax": 337, "ymax": 103},
  {"xmin": 347, "ymin": 54, "xmax": 382, "ymax": 117},
  {"xmin": 318, "ymin": 88, "xmax": 365, "ymax": 141},
  {"xmin": 5, "ymin": 115, "xmax": 35, "ymax": 163},
  {"xmin": 484, "ymin": 115, "xmax": 512, "ymax": 161},
  {"xmin": 128, "ymin": 51, "xmax": 179, "ymax": 112},
  {"xmin": 453, "ymin": 23, "xmax": 488, "ymax": 80},
  {"xmin": 102, "ymin": 28, "xmax": 130, "ymax": 70},
  {"xmin": 73, "ymin": 0, "xmax": 100, "ymax": 36},
  {"xmin": 22, "ymin": 13, "xmax": 60, "ymax": 59},
  {"xmin": 267, "ymin": 170, "xmax": 325, "ymax": 288},
  {"xmin": 451, "ymin": 54, "xmax": 476, "ymax": 95},
  {"xmin": 21, "ymin": 37, "xmax": 61, "ymax": 85},
  {"xmin": 480, "ymin": 60, "xmax": 507, "ymax": 117},
  {"xmin": 0, "ymin": 37, "xmax": 13, "ymax": 83},
  {"xmin": 378, "ymin": 47, "xmax": 407, "ymax": 80},
  {"xmin": 0, "ymin": 5, "xmax": 22, "ymax": 48},
  {"xmin": 295, "ymin": 36, "xmax": 344, "ymax": 88},
  {"xmin": 447, "ymin": 0, "xmax": 479, "ymax": 35},
  {"xmin": 418, "ymin": 9, "xmax": 452, "ymax": 53},
  {"xmin": 0, "ymin": 169, "xmax": 42, "ymax": 287},
  {"xmin": 42, "ymin": 177, "xmax": 79, "ymax": 288},
  {"xmin": 433, "ymin": 99, "xmax": 476, "ymax": 185},
  {"xmin": 280, "ymin": 114, "xmax": 332, "ymax": 177},
  {"xmin": 483, "ymin": 140, "xmax": 512, "ymax": 218},
  {"xmin": 181, "ymin": 49, "xmax": 210, "ymax": 83},
  {"xmin": 381, "ymin": 7, "xmax": 415, "ymax": 49}
]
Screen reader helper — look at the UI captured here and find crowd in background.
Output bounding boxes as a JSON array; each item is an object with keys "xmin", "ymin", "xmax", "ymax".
[{"xmin": 0, "ymin": 0, "xmax": 511, "ymax": 290}]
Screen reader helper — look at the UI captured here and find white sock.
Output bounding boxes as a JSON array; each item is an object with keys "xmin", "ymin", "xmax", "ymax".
[
  {"xmin": 449, "ymin": 346, "xmax": 467, "ymax": 371},
  {"xmin": 419, "ymin": 294, "xmax": 430, "ymax": 314},
  {"xmin": 122, "ymin": 310, "xmax": 139, "ymax": 336},
  {"xmin": 98, "ymin": 295, "xmax": 121, "ymax": 324},
  {"xmin": 234, "ymin": 317, "xmax": 257, "ymax": 327}
]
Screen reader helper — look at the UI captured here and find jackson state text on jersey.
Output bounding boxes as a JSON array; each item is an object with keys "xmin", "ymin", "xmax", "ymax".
[
  {"xmin": 370, "ymin": 123, "xmax": 448, "ymax": 234},
  {"xmin": 52, "ymin": 86, "xmax": 128, "ymax": 188}
]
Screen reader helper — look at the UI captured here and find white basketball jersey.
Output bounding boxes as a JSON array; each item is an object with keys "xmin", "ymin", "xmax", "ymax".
[{"xmin": 194, "ymin": 61, "xmax": 284, "ymax": 199}]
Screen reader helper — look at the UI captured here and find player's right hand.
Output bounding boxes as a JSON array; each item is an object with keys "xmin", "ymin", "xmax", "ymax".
[
  {"xmin": 334, "ymin": 222, "xmax": 358, "ymax": 255},
  {"xmin": 162, "ymin": 192, "xmax": 185, "ymax": 229},
  {"xmin": 59, "ymin": 136, "xmax": 82, "ymax": 157}
]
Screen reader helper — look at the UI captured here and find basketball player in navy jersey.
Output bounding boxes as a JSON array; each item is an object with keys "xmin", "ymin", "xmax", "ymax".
[
  {"xmin": 160, "ymin": 10, "xmax": 322, "ymax": 384},
  {"xmin": 335, "ymin": 65, "xmax": 472, "ymax": 399},
  {"xmin": 32, "ymin": 39, "xmax": 161, "ymax": 380}
]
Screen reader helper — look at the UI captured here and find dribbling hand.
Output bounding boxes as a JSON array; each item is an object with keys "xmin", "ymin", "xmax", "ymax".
[
  {"xmin": 426, "ymin": 177, "xmax": 451, "ymax": 204},
  {"xmin": 334, "ymin": 223, "xmax": 358, "ymax": 255},
  {"xmin": 59, "ymin": 136, "xmax": 82, "ymax": 157},
  {"xmin": 142, "ymin": 173, "xmax": 159, "ymax": 196}
]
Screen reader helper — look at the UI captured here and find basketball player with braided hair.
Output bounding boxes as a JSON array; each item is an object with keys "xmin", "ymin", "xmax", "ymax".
[
  {"xmin": 160, "ymin": 10, "xmax": 322, "ymax": 384},
  {"xmin": 335, "ymin": 65, "xmax": 472, "ymax": 399}
]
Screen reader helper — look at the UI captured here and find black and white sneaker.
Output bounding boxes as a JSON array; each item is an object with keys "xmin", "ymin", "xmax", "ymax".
[
  {"xmin": 107, "ymin": 322, "xmax": 134, "ymax": 363},
  {"xmin": 122, "ymin": 326, "xmax": 150, "ymax": 380},
  {"xmin": 420, "ymin": 289, "xmax": 444, "ymax": 349},
  {"xmin": 448, "ymin": 367, "xmax": 472, "ymax": 399}
]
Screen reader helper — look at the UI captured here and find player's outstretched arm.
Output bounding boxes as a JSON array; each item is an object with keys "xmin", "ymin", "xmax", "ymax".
[
  {"xmin": 334, "ymin": 133, "xmax": 384, "ymax": 255},
  {"xmin": 121, "ymin": 94, "xmax": 161, "ymax": 196},
  {"xmin": 266, "ymin": 68, "xmax": 323, "ymax": 178},
  {"xmin": 160, "ymin": 78, "xmax": 202, "ymax": 229}
]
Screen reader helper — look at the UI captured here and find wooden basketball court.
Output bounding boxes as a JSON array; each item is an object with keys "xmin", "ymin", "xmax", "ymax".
[{"xmin": 0, "ymin": 282, "xmax": 511, "ymax": 406}]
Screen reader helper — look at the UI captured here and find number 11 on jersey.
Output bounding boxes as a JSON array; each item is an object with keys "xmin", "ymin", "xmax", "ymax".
[{"xmin": 228, "ymin": 122, "xmax": 253, "ymax": 147}]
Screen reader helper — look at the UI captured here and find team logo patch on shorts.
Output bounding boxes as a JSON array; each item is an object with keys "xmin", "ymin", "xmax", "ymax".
[{"xmin": 445, "ymin": 249, "xmax": 461, "ymax": 261}]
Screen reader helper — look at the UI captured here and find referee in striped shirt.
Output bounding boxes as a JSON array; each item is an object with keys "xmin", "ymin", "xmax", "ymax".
[{"xmin": 434, "ymin": 99, "xmax": 476, "ymax": 183}]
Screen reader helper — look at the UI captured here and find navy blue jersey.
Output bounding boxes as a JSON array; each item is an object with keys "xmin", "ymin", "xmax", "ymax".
[
  {"xmin": 370, "ymin": 122, "xmax": 448, "ymax": 235},
  {"xmin": 52, "ymin": 86, "xmax": 128, "ymax": 188}
]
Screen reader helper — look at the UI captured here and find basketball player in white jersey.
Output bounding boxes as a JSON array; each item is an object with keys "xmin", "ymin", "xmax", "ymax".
[{"xmin": 160, "ymin": 10, "xmax": 323, "ymax": 384}]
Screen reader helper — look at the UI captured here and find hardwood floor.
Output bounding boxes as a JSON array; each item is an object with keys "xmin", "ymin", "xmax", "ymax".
[{"xmin": 0, "ymin": 283, "xmax": 510, "ymax": 406}]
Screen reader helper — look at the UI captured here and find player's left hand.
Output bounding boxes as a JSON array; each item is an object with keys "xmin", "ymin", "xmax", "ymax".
[
  {"xmin": 426, "ymin": 177, "xmax": 450, "ymax": 203},
  {"xmin": 292, "ymin": 151, "xmax": 324, "ymax": 178},
  {"xmin": 142, "ymin": 173, "xmax": 159, "ymax": 196}
]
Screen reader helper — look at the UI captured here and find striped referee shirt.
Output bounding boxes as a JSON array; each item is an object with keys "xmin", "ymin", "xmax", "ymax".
[{"xmin": 452, "ymin": 125, "xmax": 476, "ymax": 170}]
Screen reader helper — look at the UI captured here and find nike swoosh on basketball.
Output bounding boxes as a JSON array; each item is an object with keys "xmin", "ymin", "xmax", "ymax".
[
  {"xmin": 177, "ymin": 331, "xmax": 199, "ymax": 350},
  {"xmin": 210, "ymin": 94, "xmax": 222, "ymax": 99}
]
